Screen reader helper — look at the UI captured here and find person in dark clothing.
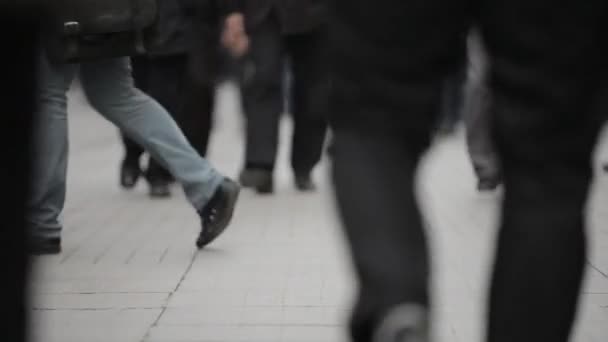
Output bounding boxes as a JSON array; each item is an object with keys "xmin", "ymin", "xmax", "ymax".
[
  {"xmin": 120, "ymin": 0, "xmax": 245, "ymax": 198},
  {"xmin": 238, "ymin": 0, "xmax": 329, "ymax": 194},
  {"xmin": 328, "ymin": 0, "xmax": 607, "ymax": 341},
  {"xmin": 28, "ymin": 0, "xmax": 246, "ymax": 255}
]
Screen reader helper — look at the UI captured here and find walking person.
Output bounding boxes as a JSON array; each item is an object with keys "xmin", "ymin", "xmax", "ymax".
[
  {"xmin": 28, "ymin": 1, "xmax": 249, "ymax": 255},
  {"xmin": 327, "ymin": 0, "xmax": 607, "ymax": 341},
  {"xmin": 120, "ymin": 0, "xmax": 246, "ymax": 198},
  {"xmin": 238, "ymin": 0, "xmax": 330, "ymax": 194}
]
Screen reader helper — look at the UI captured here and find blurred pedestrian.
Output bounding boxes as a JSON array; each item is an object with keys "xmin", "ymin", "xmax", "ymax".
[
  {"xmin": 28, "ymin": 0, "xmax": 247, "ymax": 254},
  {"xmin": 119, "ymin": 0, "xmax": 247, "ymax": 198},
  {"xmin": 238, "ymin": 0, "xmax": 330, "ymax": 194},
  {"xmin": 328, "ymin": 1, "xmax": 607, "ymax": 342}
]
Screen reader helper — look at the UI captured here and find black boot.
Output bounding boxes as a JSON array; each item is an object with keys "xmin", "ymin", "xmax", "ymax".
[
  {"xmin": 295, "ymin": 172, "xmax": 316, "ymax": 192},
  {"xmin": 196, "ymin": 178, "xmax": 241, "ymax": 249},
  {"xmin": 239, "ymin": 168, "xmax": 274, "ymax": 194},
  {"xmin": 477, "ymin": 178, "xmax": 501, "ymax": 192},
  {"xmin": 373, "ymin": 304, "xmax": 429, "ymax": 342},
  {"xmin": 148, "ymin": 180, "xmax": 171, "ymax": 198},
  {"xmin": 120, "ymin": 160, "xmax": 141, "ymax": 189}
]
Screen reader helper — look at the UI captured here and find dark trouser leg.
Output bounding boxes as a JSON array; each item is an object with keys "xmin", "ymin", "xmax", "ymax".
[
  {"xmin": 142, "ymin": 55, "xmax": 189, "ymax": 183},
  {"xmin": 179, "ymin": 79, "xmax": 214, "ymax": 158},
  {"xmin": 184, "ymin": 40, "xmax": 220, "ymax": 159},
  {"xmin": 488, "ymin": 96, "xmax": 600, "ymax": 342},
  {"xmin": 122, "ymin": 134, "xmax": 144, "ymax": 166},
  {"xmin": 332, "ymin": 131, "xmax": 431, "ymax": 342},
  {"xmin": 482, "ymin": 1, "xmax": 607, "ymax": 340},
  {"xmin": 287, "ymin": 28, "xmax": 329, "ymax": 176},
  {"xmin": 328, "ymin": 0, "xmax": 470, "ymax": 340},
  {"xmin": 240, "ymin": 15, "xmax": 284, "ymax": 171}
]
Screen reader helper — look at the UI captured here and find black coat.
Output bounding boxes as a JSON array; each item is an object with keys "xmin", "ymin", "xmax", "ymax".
[
  {"xmin": 145, "ymin": 0, "xmax": 190, "ymax": 56},
  {"xmin": 148, "ymin": 0, "xmax": 242, "ymax": 56},
  {"xmin": 179, "ymin": 0, "xmax": 243, "ymax": 82},
  {"xmin": 243, "ymin": 0, "xmax": 328, "ymax": 35}
]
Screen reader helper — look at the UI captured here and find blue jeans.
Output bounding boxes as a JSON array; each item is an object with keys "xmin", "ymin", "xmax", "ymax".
[{"xmin": 28, "ymin": 55, "xmax": 224, "ymax": 238}]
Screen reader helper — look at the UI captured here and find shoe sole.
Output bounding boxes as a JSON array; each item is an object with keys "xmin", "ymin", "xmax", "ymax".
[
  {"xmin": 29, "ymin": 245, "xmax": 62, "ymax": 255},
  {"xmin": 239, "ymin": 172, "xmax": 273, "ymax": 194},
  {"xmin": 197, "ymin": 182, "xmax": 241, "ymax": 248},
  {"xmin": 149, "ymin": 187, "xmax": 172, "ymax": 198},
  {"xmin": 121, "ymin": 179, "xmax": 138, "ymax": 189}
]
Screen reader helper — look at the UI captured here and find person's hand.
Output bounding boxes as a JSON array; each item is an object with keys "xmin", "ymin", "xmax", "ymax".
[{"xmin": 221, "ymin": 13, "xmax": 249, "ymax": 57}]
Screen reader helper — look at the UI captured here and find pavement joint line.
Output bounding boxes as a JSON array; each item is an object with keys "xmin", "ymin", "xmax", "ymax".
[
  {"xmin": 158, "ymin": 247, "xmax": 170, "ymax": 264},
  {"xmin": 153, "ymin": 323, "xmax": 344, "ymax": 328},
  {"xmin": 140, "ymin": 249, "xmax": 199, "ymax": 342},
  {"xmin": 587, "ymin": 260, "xmax": 608, "ymax": 278},
  {"xmin": 35, "ymin": 291, "xmax": 170, "ymax": 295},
  {"xmin": 32, "ymin": 307, "xmax": 163, "ymax": 311}
]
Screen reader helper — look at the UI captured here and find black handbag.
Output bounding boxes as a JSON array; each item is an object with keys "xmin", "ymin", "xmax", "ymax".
[{"xmin": 45, "ymin": 0, "xmax": 158, "ymax": 63}]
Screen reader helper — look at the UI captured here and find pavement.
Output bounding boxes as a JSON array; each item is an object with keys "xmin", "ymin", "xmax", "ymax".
[{"xmin": 29, "ymin": 83, "xmax": 608, "ymax": 342}]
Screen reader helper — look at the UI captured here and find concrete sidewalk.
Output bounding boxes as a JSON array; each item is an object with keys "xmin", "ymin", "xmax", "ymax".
[{"xmin": 30, "ymin": 84, "xmax": 608, "ymax": 342}]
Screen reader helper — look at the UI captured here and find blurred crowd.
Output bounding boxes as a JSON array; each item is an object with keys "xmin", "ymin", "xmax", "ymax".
[{"xmin": 7, "ymin": 0, "xmax": 608, "ymax": 341}]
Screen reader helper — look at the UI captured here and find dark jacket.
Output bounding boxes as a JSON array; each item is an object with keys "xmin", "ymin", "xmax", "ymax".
[
  {"xmin": 145, "ymin": 0, "xmax": 190, "ymax": 56},
  {"xmin": 178, "ymin": 0, "xmax": 243, "ymax": 82},
  {"xmin": 148, "ymin": 0, "xmax": 242, "ymax": 56},
  {"xmin": 243, "ymin": 0, "xmax": 328, "ymax": 35}
]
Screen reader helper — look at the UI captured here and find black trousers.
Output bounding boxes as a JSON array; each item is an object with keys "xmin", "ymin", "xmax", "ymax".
[
  {"xmin": 240, "ymin": 13, "xmax": 328, "ymax": 173},
  {"xmin": 122, "ymin": 55, "xmax": 214, "ymax": 182},
  {"xmin": 329, "ymin": 0, "xmax": 607, "ymax": 341}
]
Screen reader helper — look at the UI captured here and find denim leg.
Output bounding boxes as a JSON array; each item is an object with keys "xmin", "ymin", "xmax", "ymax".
[
  {"xmin": 79, "ymin": 58, "xmax": 222, "ymax": 210},
  {"xmin": 27, "ymin": 54, "xmax": 78, "ymax": 238}
]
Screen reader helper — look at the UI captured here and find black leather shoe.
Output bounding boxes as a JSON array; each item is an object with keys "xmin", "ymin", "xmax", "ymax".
[
  {"xmin": 477, "ymin": 178, "xmax": 501, "ymax": 192},
  {"xmin": 120, "ymin": 161, "xmax": 141, "ymax": 189},
  {"xmin": 29, "ymin": 237, "xmax": 61, "ymax": 255},
  {"xmin": 295, "ymin": 173, "xmax": 316, "ymax": 192},
  {"xmin": 196, "ymin": 178, "xmax": 241, "ymax": 249},
  {"xmin": 239, "ymin": 169, "xmax": 273, "ymax": 194},
  {"xmin": 373, "ymin": 304, "xmax": 429, "ymax": 342},
  {"xmin": 148, "ymin": 181, "xmax": 171, "ymax": 198}
]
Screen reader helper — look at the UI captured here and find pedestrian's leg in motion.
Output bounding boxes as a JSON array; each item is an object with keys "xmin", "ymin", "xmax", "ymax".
[
  {"xmin": 27, "ymin": 54, "xmax": 79, "ymax": 254},
  {"xmin": 80, "ymin": 58, "xmax": 240, "ymax": 248},
  {"xmin": 329, "ymin": 0, "xmax": 472, "ymax": 340},
  {"xmin": 483, "ymin": 1, "xmax": 607, "ymax": 339},
  {"xmin": 332, "ymin": 131, "xmax": 431, "ymax": 342}
]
